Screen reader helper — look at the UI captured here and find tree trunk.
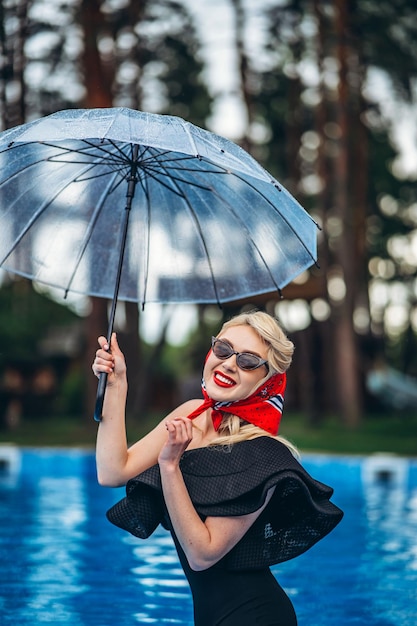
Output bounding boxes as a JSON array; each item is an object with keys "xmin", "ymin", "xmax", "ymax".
[
  {"xmin": 332, "ymin": 0, "xmax": 362, "ymax": 426},
  {"xmin": 80, "ymin": 0, "xmax": 114, "ymax": 108},
  {"xmin": 312, "ymin": 0, "xmax": 337, "ymax": 417},
  {"xmin": 230, "ymin": 0, "xmax": 254, "ymax": 154},
  {"xmin": 120, "ymin": 302, "xmax": 141, "ymax": 417},
  {"xmin": 0, "ymin": 0, "xmax": 28, "ymax": 129}
]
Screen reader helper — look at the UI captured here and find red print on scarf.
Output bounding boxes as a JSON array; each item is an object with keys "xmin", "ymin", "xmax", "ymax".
[{"xmin": 186, "ymin": 373, "xmax": 286, "ymax": 435}]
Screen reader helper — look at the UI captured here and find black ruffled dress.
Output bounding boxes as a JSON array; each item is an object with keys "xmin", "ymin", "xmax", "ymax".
[{"xmin": 107, "ymin": 437, "xmax": 343, "ymax": 626}]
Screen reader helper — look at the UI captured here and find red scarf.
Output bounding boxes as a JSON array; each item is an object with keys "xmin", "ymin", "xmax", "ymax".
[{"xmin": 186, "ymin": 372, "xmax": 287, "ymax": 435}]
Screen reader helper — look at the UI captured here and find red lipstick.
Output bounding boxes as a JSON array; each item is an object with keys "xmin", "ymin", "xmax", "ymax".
[{"xmin": 213, "ymin": 370, "xmax": 236, "ymax": 388}]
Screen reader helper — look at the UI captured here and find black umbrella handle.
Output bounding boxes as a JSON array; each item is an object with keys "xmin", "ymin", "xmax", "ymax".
[{"xmin": 94, "ymin": 372, "xmax": 108, "ymax": 422}]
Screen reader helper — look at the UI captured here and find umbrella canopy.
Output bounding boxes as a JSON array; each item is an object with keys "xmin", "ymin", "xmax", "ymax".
[
  {"xmin": 0, "ymin": 107, "xmax": 319, "ymax": 420},
  {"xmin": 0, "ymin": 108, "xmax": 317, "ymax": 306}
]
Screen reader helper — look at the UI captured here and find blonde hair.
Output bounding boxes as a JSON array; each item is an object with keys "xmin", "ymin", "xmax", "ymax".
[
  {"xmin": 220, "ymin": 310, "xmax": 294, "ymax": 376},
  {"xmin": 209, "ymin": 310, "xmax": 299, "ymax": 457}
]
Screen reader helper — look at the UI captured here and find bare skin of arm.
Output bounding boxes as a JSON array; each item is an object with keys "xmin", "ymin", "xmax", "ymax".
[
  {"xmin": 158, "ymin": 416, "xmax": 274, "ymax": 571},
  {"xmin": 93, "ymin": 333, "xmax": 201, "ymax": 486}
]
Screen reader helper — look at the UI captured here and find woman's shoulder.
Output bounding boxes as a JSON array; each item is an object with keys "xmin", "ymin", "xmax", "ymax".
[{"xmin": 170, "ymin": 398, "xmax": 204, "ymax": 417}]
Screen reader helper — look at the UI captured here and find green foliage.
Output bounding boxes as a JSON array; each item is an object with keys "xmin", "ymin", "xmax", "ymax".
[
  {"xmin": 356, "ymin": 0, "xmax": 417, "ymax": 98},
  {"xmin": 55, "ymin": 365, "xmax": 86, "ymax": 416},
  {"xmin": 0, "ymin": 279, "xmax": 80, "ymax": 367},
  {"xmin": 280, "ymin": 412, "xmax": 417, "ymax": 456},
  {"xmin": 0, "ymin": 279, "xmax": 84, "ymax": 422}
]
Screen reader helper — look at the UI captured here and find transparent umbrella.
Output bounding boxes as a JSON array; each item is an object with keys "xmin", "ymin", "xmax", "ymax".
[{"xmin": 0, "ymin": 108, "xmax": 319, "ymax": 420}]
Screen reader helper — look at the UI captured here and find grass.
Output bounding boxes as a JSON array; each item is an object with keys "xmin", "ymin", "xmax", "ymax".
[
  {"xmin": 280, "ymin": 412, "xmax": 417, "ymax": 457},
  {"xmin": 1, "ymin": 411, "xmax": 416, "ymax": 456}
]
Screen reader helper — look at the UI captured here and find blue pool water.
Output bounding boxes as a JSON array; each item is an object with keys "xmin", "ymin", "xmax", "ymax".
[{"xmin": 0, "ymin": 447, "xmax": 416, "ymax": 625}]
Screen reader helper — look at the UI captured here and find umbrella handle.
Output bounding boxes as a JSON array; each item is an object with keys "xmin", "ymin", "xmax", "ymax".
[
  {"xmin": 94, "ymin": 325, "xmax": 113, "ymax": 422},
  {"xmin": 94, "ymin": 372, "xmax": 108, "ymax": 422}
]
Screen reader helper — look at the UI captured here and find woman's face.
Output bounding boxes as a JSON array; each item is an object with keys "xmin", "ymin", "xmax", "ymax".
[{"xmin": 203, "ymin": 324, "xmax": 269, "ymax": 402}]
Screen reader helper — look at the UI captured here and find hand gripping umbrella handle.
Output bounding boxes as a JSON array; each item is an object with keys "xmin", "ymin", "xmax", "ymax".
[
  {"xmin": 94, "ymin": 321, "xmax": 116, "ymax": 422},
  {"xmin": 93, "ymin": 326, "xmax": 115, "ymax": 422}
]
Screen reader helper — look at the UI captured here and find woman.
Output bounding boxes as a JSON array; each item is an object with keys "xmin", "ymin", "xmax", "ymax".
[{"xmin": 93, "ymin": 310, "xmax": 343, "ymax": 626}]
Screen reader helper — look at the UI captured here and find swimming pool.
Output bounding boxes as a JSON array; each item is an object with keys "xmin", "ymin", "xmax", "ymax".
[{"xmin": 0, "ymin": 447, "xmax": 416, "ymax": 625}]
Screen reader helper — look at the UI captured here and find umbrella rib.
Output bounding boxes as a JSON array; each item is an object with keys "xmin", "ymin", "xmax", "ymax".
[
  {"xmin": 48, "ymin": 156, "xmax": 127, "ymax": 172},
  {"xmin": 137, "ymin": 146, "xmax": 176, "ymax": 163},
  {"xmin": 200, "ymin": 157, "xmax": 318, "ymax": 264},
  {"xmin": 142, "ymin": 148, "xmax": 226, "ymax": 175},
  {"xmin": 135, "ymin": 165, "xmax": 199, "ymax": 198},
  {"xmin": 155, "ymin": 164, "xmax": 223, "ymax": 174},
  {"xmin": 155, "ymin": 160, "xmax": 222, "ymax": 306},
  {"xmin": 50, "ymin": 138, "xmax": 131, "ymax": 162},
  {"xmin": 42, "ymin": 160, "xmax": 129, "ymax": 196},
  {"xmin": 141, "ymin": 169, "xmax": 186, "ymax": 197},
  {"xmin": 90, "ymin": 139, "xmax": 142, "ymax": 165},
  {"xmin": 95, "ymin": 140, "xmax": 167, "ymax": 168},
  {"xmin": 63, "ymin": 170, "xmax": 121, "ymax": 297},
  {"xmin": 137, "ymin": 177, "xmax": 152, "ymax": 308},
  {"xmin": 0, "ymin": 201, "xmax": 54, "ymax": 266},
  {"xmin": 143, "ymin": 163, "xmax": 213, "ymax": 193},
  {"xmin": 67, "ymin": 155, "xmax": 125, "ymax": 190},
  {"xmin": 73, "ymin": 167, "xmax": 128, "ymax": 185},
  {"xmin": 132, "ymin": 146, "xmax": 226, "ymax": 177},
  {"xmin": 45, "ymin": 144, "xmax": 130, "ymax": 170},
  {"xmin": 184, "ymin": 163, "xmax": 313, "ymax": 292},
  {"xmin": 141, "ymin": 151, "xmax": 196, "ymax": 167},
  {"xmin": 0, "ymin": 150, "xmax": 68, "ymax": 187},
  {"xmin": 39, "ymin": 140, "xmax": 127, "ymax": 164},
  {"xmin": 0, "ymin": 159, "xmax": 107, "ymax": 266},
  {"xmin": 0, "ymin": 142, "xmax": 132, "ymax": 188},
  {"xmin": 0, "ymin": 159, "xmax": 122, "ymax": 272},
  {"xmin": 203, "ymin": 181, "xmax": 282, "ymax": 293},
  {"xmin": 1, "ymin": 145, "xmax": 119, "ymax": 187},
  {"xmin": 43, "ymin": 140, "xmax": 137, "ymax": 183}
]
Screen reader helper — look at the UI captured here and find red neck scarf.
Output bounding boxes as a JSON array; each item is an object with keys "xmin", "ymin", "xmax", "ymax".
[{"xmin": 186, "ymin": 372, "xmax": 287, "ymax": 435}]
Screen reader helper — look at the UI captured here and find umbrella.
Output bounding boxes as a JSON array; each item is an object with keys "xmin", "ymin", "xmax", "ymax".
[{"xmin": 0, "ymin": 107, "xmax": 318, "ymax": 420}]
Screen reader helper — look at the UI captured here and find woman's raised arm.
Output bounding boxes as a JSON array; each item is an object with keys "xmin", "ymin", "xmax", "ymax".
[{"xmin": 92, "ymin": 333, "xmax": 199, "ymax": 486}]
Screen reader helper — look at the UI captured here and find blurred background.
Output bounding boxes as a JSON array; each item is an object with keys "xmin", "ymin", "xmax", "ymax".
[{"xmin": 1, "ymin": 0, "xmax": 417, "ymax": 453}]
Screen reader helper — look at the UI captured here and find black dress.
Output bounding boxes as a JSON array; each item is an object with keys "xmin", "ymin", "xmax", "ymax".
[
  {"xmin": 107, "ymin": 437, "xmax": 343, "ymax": 625},
  {"xmin": 173, "ymin": 534, "xmax": 298, "ymax": 625}
]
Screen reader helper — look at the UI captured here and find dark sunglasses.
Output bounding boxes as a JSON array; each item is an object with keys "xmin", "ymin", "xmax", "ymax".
[{"xmin": 211, "ymin": 337, "xmax": 269, "ymax": 371}]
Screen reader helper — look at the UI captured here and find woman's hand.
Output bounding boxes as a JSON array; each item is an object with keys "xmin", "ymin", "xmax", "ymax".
[
  {"xmin": 158, "ymin": 417, "xmax": 193, "ymax": 469},
  {"xmin": 157, "ymin": 415, "xmax": 275, "ymax": 571},
  {"xmin": 92, "ymin": 332, "xmax": 126, "ymax": 386}
]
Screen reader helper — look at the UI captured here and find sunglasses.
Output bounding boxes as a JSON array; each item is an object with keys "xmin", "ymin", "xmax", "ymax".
[{"xmin": 211, "ymin": 337, "xmax": 269, "ymax": 371}]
